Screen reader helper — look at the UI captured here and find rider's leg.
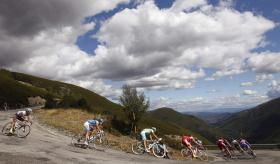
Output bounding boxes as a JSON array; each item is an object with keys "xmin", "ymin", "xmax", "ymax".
[
  {"xmin": 188, "ymin": 145, "xmax": 197, "ymax": 158},
  {"xmin": 83, "ymin": 122, "xmax": 91, "ymax": 145},
  {"xmin": 10, "ymin": 116, "xmax": 17, "ymax": 133},
  {"xmin": 141, "ymin": 132, "xmax": 150, "ymax": 152}
]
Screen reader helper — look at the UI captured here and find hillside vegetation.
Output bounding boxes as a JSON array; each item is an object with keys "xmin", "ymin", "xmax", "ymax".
[
  {"xmin": 219, "ymin": 97, "xmax": 280, "ymax": 143},
  {"xmin": 1, "ymin": 69, "xmax": 212, "ymax": 146},
  {"xmin": 148, "ymin": 108, "xmax": 222, "ymax": 143},
  {"xmin": 0, "ymin": 69, "xmax": 124, "ymax": 118}
]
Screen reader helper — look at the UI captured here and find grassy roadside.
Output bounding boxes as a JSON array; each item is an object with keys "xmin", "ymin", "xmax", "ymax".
[{"xmin": 34, "ymin": 108, "xmax": 186, "ymax": 160}]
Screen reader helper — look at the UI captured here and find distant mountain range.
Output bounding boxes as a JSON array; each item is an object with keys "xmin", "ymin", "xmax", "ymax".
[
  {"xmin": 219, "ymin": 97, "xmax": 280, "ymax": 143},
  {"xmin": 185, "ymin": 112, "xmax": 233, "ymax": 125}
]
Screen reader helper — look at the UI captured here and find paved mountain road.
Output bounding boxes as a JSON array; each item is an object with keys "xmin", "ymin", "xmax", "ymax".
[{"xmin": 0, "ymin": 110, "xmax": 279, "ymax": 164}]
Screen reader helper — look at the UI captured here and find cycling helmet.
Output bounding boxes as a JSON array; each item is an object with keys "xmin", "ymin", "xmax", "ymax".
[
  {"xmin": 98, "ymin": 118, "xmax": 104, "ymax": 124},
  {"xmin": 26, "ymin": 108, "xmax": 33, "ymax": 113},
  {"xmin": 151, "ymin": 127, "xmax": 156, "ymax": 132}
]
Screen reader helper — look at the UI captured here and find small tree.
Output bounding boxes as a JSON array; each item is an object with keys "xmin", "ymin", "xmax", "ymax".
[{"xmin": 119, "ymin": 85, "xmax": 149, "ymax": 134}]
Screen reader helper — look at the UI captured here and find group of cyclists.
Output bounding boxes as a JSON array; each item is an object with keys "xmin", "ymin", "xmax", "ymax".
[
  {"xmin": 139, "ymin": 127, "xmax": 254, "ymax": 159},
  {"xmin": 217, "ymin": 137, "xmax": 253, "ymax": 157},
  {"xmin": 8, "ymin": 108, "xmax": 254, "ymax": 160},
  {"xmin": 8, "ymin": 108, "xmax": 105, "ymax": 146}
]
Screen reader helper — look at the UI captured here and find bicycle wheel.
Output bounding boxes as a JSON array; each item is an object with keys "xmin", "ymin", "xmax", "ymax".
[
  {"xmin": 247, "ymin": 148, "xmax": 256, "ymax": 159},
  {"xmin": 17, "ymin": 125, "xmax": 31, "ymax": 138},
  {"xmin": 93, "ymin": 136, "xmax": 109, "ymax": 150},
  {"xmin": 2, "ymin": 122, "xmax": 13, "ymax": 135},
  {"xmin": 181, "ymin": 148, "xmax": 192, "ymax": 160},
  {"xmin": 197, "ymin": 149, "xmax": 208, "ymax": 161},
  {"xmin": 71, "ymin": 135, "xmax": 88, "ymax": 149},
  {"xmin": 131, "ymin": 141, "xmax": 145, "ymax": 155},
  {"xmin": 152, "ymin": 143, "xmax": 166, "ymax": 158}
]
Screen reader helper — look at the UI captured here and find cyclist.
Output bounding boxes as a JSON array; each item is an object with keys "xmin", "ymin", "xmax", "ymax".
[
  {"xmin": 217, "ymin": 137, "xmax": 229, "ymax": 153},
  {"xmin": 140, "ymin": 127, "xmax": 158, "ymax": 152},
  {"xmin": 83, "ymin": 118, "xmax": 103, "ymax": 145},
  {"xmin": 181, "ymin": 134, "xmax": 199, "ymax": 158},
  {"xmin": 10, "ymin": 108, "xmax": 33, "ymax": 133},
  {"xmin": 239, "ymin": 138, "xmax": 251, "ymax": 150},
  {"xmin": 232, "ymin": 139, "xmax": 243, "ymax": 152}
]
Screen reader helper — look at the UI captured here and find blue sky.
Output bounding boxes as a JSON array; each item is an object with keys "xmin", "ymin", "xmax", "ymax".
[{"xmin": 1, "ymin": 0, "xmax": 280, "ymax": 112}]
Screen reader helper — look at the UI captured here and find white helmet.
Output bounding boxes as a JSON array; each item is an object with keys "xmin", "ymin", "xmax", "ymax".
[
  {"xmin": 98, "ymin": 118, "xmax": 104, "ymax": 124},
  {"xmin": 26, "ymin": 108, "xmax": 33, "ymax": 113},
  {"xmin": 151, "ymin": 127, "xmax": 156, "ymax": 132}
]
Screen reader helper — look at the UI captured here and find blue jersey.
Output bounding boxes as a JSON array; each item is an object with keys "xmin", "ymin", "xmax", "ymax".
[{"xmin": 87, "ymin": 120, "xmax": 99, "ymax": 126}]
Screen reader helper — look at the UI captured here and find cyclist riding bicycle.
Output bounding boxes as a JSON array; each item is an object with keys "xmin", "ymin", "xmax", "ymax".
[
  {"xmin": 140, "ymin": 127, "xmax": 158, "ymax": 152},
  {"xmin": 182, "ymin": 134, "xmax": 199, "ymax": 158},
  {"xmin": 10, "ymin": 108, "xmax": 33, "ymax": 133},
  {"xmin": 217, "ymin": 137, "xmax": 231, "ymax": 153},
  {"xmin": 239, "ymin": 138, "xmax": 251, "ymax": 150},
  {"xmin": 83, "ymin": 118, "xmax": 103, "ymax": 145},
  {"xmin": 231, "ymin": 139, "xmax": 243, "ymax": 151}
]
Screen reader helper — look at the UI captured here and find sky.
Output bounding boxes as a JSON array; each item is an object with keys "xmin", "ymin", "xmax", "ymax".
[{"xmin": 0, "ymin": 0, "xmax": 280, "ymax": 112}]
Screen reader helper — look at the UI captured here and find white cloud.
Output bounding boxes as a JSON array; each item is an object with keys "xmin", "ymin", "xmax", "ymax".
[
  {"xmin": 243, "ymin": 89, "xmax": 257, "ymax": 95},
  {"xmin": 126, "ymin": 67, "xmax": 205, "ymax": 90},
  {"xmin": 0, "ymin": 0, "xmax": 279, "ymax": 101},
  {"xmin": 267, "ymin": 80, "xmax": 280, "ymax": 98},
  {"xmin": 0, "ymin": 0, "xmax": 129, "ymax": 96},
  {"xmin": 68, "ymin": 79, "xmax": 121, "ymax": 99},
  {"xmin": 240, "ymin": 82, "xmax": 254, "ymax": 87},
  {"xmin": 91, "ymin": 0, "xmax": 275, "ymax": 88},
  {"xmin": 247, "ymin": 52, "xmax": 280, "ymax": 74},
  {"xmin": 256, "ymin": 73, "xmax": 274, "ymax": 82}
]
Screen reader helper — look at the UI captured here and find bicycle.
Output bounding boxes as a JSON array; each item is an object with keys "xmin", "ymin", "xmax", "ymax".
[
  {"xmin": 2, "ymin": 120, "xmax": 32, "ymax": 138},
  {"xmin": 181, "ymin": 144, "xmax": 208, "ymax": 161},
  {"xmin": 71, "ymin": 130, "xmax": 109, "ymax": 150},
  {"xmin": 241, "ymin": 145, "xmax": 256, "ymax": 159},
  {"xmin": 131, "ymin": 138, "xmax": 169, "ymax": 158}
]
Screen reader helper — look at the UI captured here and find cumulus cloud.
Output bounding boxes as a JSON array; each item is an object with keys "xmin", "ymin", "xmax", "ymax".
[
  {"xmin": 247, "ymin": 52, "xmax": 280, "ymax": 74},
  {"xmin": 256, "ymin": 73, "xmax": 274, "ymax": 82},
  {"xmin": 243, "ymin": 89, "xmax": 257, "ymax": 95},
  {"xmin": 240, "ymin": 82, "xmax": 255, "ymax": 87},
  {"xmin": 267, "ymin": 80, "xmax": 280, "ymax": 98},
  {"xmin": 126, "ymin": 67, "xmax": 205, "ymax": 89},
  {"xmin": 0, "ymin": 0, "xmax": 128, "ymax": 98},
  {"xmin": 0, "ymin": 0, "xmax": 279, "ymax": 101},
  {"xmin": 91, "ymin": 0, "xmax": 275, "ymax": 86}
]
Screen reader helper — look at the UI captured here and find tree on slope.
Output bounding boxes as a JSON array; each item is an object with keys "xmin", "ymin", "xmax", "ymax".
[{"xmin": 119, "ymin": 85, "xmax": 149, "ymax": 134}]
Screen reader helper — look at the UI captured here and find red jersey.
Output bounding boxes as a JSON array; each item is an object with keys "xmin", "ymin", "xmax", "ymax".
[{"xmin": 182, "ymin": 135, "xmax": 194, "ymax": 143}]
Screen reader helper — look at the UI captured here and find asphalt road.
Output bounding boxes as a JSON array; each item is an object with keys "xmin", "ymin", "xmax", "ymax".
[{"xmin": 0, "ymin": 110, "xmax": 279, "ymax": 164}]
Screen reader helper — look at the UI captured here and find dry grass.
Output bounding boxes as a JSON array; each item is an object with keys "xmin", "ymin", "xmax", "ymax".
[
  {"xmin": 34, "ymin": 109, "xmax": 136, "ymax": 152},
  {"xmin": 34, "ymin": 109, "xmax": 190, "ymax": 160}
]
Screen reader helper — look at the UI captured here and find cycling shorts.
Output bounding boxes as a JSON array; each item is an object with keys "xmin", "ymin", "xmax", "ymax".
[{"xmin": 140, "ymin": 131, "xmax": 149, "ymax": 141}]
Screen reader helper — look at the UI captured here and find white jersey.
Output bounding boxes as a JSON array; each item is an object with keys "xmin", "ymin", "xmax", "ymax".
[{"xmin": 141, "ymin": 128, "xmax": 154, "ymax": 134}]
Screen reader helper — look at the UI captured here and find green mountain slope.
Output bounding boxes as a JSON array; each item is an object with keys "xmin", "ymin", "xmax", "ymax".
[
  {"xmin": 0, "ymin": 69, "xmax": 124, "ymax": 117},
  {"xmin": 219, "ymin": 97, "xmax": 280, "ymax": 143},
  {"xmin": 148, "ymin": 107, "xmax": 222, "ymax": 143},
  {"xmin": 0, "ymin": 69, "xmax": 215, "ymax": 145}
]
